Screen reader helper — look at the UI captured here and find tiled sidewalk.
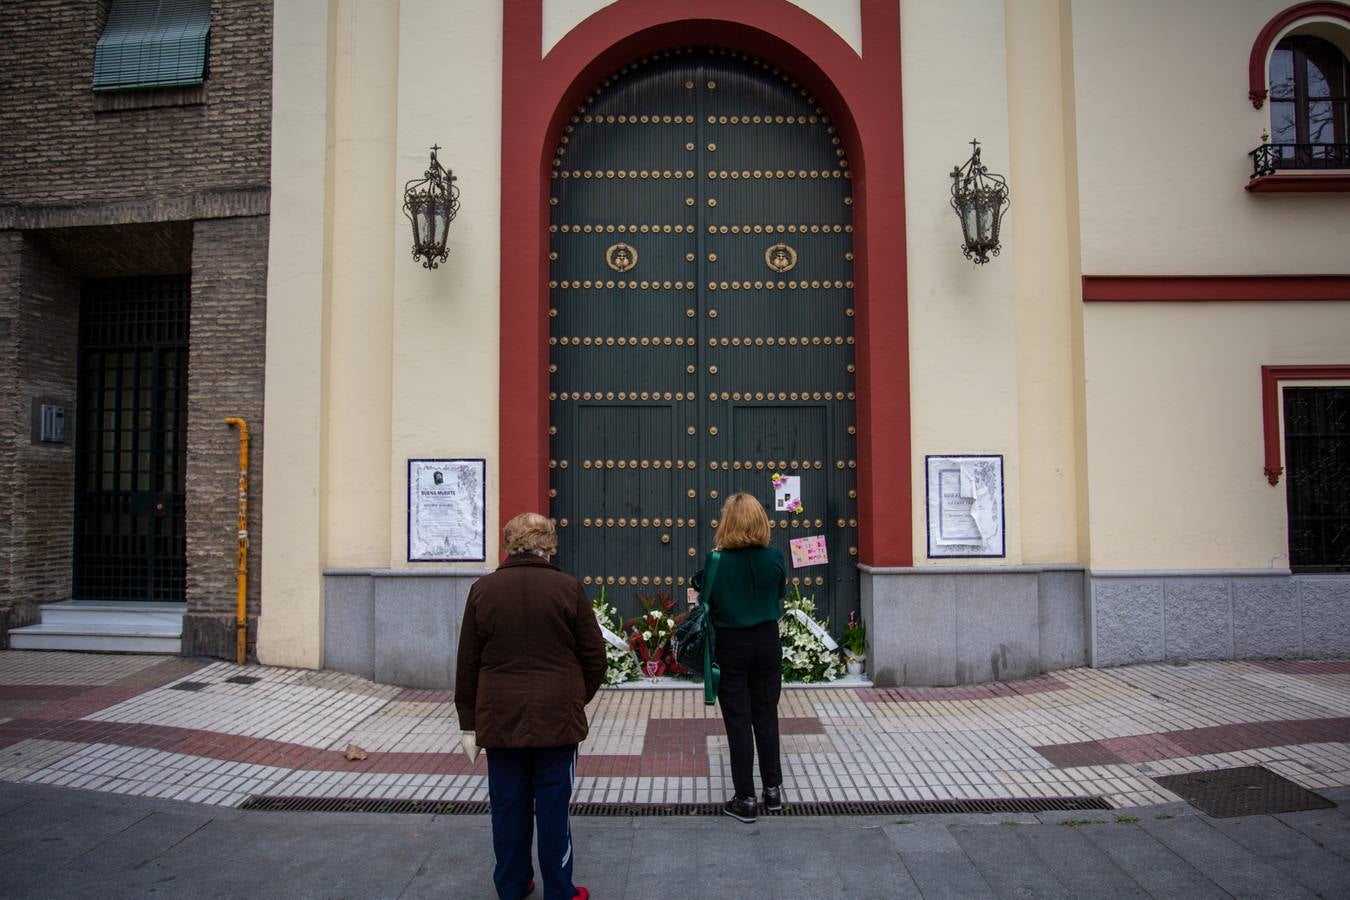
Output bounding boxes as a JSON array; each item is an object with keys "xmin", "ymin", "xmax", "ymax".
[{"xmin": 2, "ymin": 651, "xmax": 1349, "ymax": 810}]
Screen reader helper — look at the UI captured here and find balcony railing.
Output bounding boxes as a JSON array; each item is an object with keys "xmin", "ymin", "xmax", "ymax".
[{"xmin": 1250, "ymin": 142, "xmax": 1350, "ymax": 179}]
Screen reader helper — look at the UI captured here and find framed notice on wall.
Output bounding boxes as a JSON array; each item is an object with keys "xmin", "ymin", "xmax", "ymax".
[
  {"xmin": 925, "ymin": 455, "xmax": 1005, "ymax": 559},
  {"xmin": 407, "ymin": 458, "xmax": 486, "ymax": 562}
]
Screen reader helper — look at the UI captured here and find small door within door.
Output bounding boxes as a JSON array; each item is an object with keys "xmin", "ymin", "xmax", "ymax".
[{"xmin": 73, "ymin": 276, "xmax": 189, "ymax": 602}]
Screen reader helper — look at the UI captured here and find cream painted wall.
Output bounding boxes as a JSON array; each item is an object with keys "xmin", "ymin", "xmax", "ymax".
[
  {"xmin": 1071, "ymin": 0, "xmax": 1350, "ymax": 275},
  {"xmin": 260, "ymin": 0, "xmax": 336, "ymax": 668},
  {"xmin": 1005, "ymin": 0, "xmax": 1082, "ymax": 564},
  {"xmin": 542, "ymin": 0, "xmax": 863, "ymax": 56},
  {"xmin": 325, "ymin": 1, "xmax": 397, "ymax": 566},
  {"xmin": 388, "ymin": 0, "xmax": 504, "ymax": 566},
  {"xmin": 1084, "ymin": 302, "xmax": 1350, "ymax": 570},
  {"xmin": 902, "ymin": 0, "xmax": 1022, "ymax": 565}
]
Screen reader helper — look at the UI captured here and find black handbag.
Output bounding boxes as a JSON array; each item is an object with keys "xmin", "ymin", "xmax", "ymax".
[{"xmin": 673, "ymin": 550, "xmax": 722, "ymax": 705}]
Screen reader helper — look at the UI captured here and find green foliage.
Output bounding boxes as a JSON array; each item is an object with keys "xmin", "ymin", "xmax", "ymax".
[{"xmin": 842, "ymin": 609, "xmax": 867, "ymax": 657}]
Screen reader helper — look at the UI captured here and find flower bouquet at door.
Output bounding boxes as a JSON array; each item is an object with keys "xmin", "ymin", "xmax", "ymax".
[
  {"xmin": 592, "ymin": 588, "xmax": 641, "ymax": 685},
  {"xmin": 624, "ymin": 591, "xmax": 690, "ymax": 678},
  {"xmin": 779, "ymin": 585, "xmax": 844, "ymax": 683}
]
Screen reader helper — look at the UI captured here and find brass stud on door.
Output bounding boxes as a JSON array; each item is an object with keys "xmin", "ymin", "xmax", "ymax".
[
  {"xmin": 688, "ymin": 547, "xmax": 697, "ymax": 557},
  {"xmin": 709, "ymin": 490, "xmax": 719, "ymax": 499},
  {"xmin": 661, "ymin": 534, "xmax": 670, "ymax": 544},
  {"xmin": 687, "ymin": 426, "xmax": 696, "ymax": 435},
  {"xmin": 709, "ymin": 426, "xmax": 718, "ymax": 436}
]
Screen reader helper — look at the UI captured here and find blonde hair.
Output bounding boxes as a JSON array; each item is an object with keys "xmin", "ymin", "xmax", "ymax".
[
  {"xmin": 714, "ymin": 493, "xmax": 771, "ymax": 549},
  {"xmin": 502, "ymin": 512, "xmax": 557, "ymax": 556}
]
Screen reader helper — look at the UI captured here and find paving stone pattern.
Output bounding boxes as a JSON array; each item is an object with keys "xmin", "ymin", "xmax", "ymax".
[{"xmin": 2, "ymin": 652, "xmax": 1349, "ymax": 816}]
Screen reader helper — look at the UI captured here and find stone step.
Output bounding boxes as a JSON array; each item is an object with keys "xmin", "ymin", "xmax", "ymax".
[
  {"xmin": 35, "ymin": 600, "xmax": 186, "ymax": 629},
  {"xmin": 8, "ymin": 622, "xmax": 181, "ymax": 654},
  {"xmin": 8, "ymin": 600, "xmax": 185, "ymax": 654}
]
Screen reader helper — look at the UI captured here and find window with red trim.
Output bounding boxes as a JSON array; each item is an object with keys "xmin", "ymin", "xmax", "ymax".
[{"xmin": 1269, "ymin": 35, "xmax": 1349, "ymax": 160}]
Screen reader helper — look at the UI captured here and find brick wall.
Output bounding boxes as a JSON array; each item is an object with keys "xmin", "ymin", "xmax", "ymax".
[
  {"xmin": 0, "ymin": 0, "xmax": 272, "ymax": 207},
  {"xmin": 0, "ymin": 238, "xmax": 81, "ymax": 640},
  {"xmin": 183, "ymin": 216, "xmax": 268, "ymax": 659},
  {"xmin": 0, "ymin": 2, "xmax": 272, "ymax": 659},
  {"xmin": 0, "ymin": 233, "xmax": 19, "ymax": 642}
]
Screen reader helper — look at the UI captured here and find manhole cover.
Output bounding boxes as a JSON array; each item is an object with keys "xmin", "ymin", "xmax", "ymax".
[
  {"xmin": 225, "ymin": 676, "xmax": 261, "ymax": 685},
  {"xmin": 168, "ymin": 681, "xmax": 209, "ymax": 692},
  {"xmin": 1153, "ymin": 766, "xmax": 1335, "ymax": 818}
]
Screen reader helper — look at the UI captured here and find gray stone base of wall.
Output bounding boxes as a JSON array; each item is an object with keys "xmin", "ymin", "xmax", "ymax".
[
  {"xmin": 860, "ymin": 565, "xmax": 1087, "ymax": 687},
  {"xmin": 1088, "ymin": 571, "xmax": 1350, "ymax": 666},
  {"xmin": 182, "ymin": 612, "xmax": 257, "ymax": 661},
  {"xmin": 323, "ymin": 569, "xmax": 491, "ymax": 689}
]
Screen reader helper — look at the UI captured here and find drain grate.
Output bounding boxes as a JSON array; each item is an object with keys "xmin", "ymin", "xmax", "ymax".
[
  {"xmin": 239, "ymin": 795, "xmax": 1110, "ymax": 816},
  {"xmin": 168, "ymin": 681, "xmax": 209, "ymax": 692},
  {"xmin": 225, "ymin": 676, "xmax": 262, "ymax": 685},
  {"xmin": 1153, "ymin": 766, "xmax": 1335, "ymax": 818}
]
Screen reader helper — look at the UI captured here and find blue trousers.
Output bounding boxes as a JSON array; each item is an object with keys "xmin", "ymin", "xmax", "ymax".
[{"xmin": 486, "ymin": 744, "xmax": 578, "ymax": 900}]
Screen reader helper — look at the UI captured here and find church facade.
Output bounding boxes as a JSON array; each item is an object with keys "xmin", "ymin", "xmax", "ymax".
[{"xmin": 257, "ymin": 0, "xmax": 1349, "ymax": 687}]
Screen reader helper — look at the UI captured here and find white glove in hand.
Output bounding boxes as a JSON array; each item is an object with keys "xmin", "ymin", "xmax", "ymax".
[{"xmin": 461, "ymin": 730, "xmax": 480, "ymax": 763}]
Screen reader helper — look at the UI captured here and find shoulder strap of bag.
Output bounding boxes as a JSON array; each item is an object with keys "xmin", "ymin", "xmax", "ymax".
[{"xmin": 702, "ymin": 550, "xmax": 722, "ymax": 609}]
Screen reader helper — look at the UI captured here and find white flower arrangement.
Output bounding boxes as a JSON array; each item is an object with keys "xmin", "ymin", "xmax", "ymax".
[
  {"xmin": 779, "ymin": 586, "xmax": 843, "ymax": 683},
  {"xmin": 592, "ymin": 588, "xmax": 641, "ymax": 685}
]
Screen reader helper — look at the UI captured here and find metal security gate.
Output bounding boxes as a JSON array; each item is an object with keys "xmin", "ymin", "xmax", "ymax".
[
  {"xmin": 1284, "ymin": 386, "xmax": 1350, "ymax": 571},
  {"xmin": 73, "ymin": 276, "xmax": 190, "ymax": 601},
  {"xmin": 548, "ymin": 48, "xmax": 858, "ymax": 631}
]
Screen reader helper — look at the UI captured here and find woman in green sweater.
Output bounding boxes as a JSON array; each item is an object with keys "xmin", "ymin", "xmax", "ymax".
[{"xmin": 692, "ymin": 492, "xmax": 787, "ymax": 823}]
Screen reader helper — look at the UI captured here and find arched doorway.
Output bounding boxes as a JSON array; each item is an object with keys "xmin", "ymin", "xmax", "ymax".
[{"xmin": 547, "ymin": 48, "xmax": 859, "ymax": 629}]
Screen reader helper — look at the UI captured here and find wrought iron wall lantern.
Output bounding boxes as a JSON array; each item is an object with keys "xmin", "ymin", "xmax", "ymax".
[
  {"xmin": 949, "ymin": 139, "xmax": 1010, "ymax": 265},
  {"xmin": 402, "ymin": 145, "xmax": 460, "ymax": 269}
]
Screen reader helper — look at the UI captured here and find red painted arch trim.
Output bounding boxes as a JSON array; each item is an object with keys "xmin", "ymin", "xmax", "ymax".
[
  {"xmin": 1261, "ymin": 365, "xmax": 1350, "ymax": 484},
  {"xmin": 499, "ymin": 0, "xmax": 911, "ymax": 566},
  {"xmin": 1248, "ymin": 2, "xmax": 1350, "ymax": 108},
  {"xmin": 1082, "ymin": 275, "xmax": 1350, "ymax": 302}
]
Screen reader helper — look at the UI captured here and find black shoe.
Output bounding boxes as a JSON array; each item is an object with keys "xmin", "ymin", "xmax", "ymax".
[
  {"xmin": 723, "ymin": 794, "xmax": 758, "ymax": 823},
  {"xmin": 762, "ymin": 784, "xmax": 784, "ymax": 812}
]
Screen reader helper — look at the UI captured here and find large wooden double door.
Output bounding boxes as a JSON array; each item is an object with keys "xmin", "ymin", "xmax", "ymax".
[{"xmin": 548, "ymin": 48, "xmax": 858, "ymax": 632}]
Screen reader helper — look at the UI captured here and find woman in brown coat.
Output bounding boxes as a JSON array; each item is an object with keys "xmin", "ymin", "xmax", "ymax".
[{"xmin": 455, "ymin": 513, "xmax": 607, "ymax": 900}]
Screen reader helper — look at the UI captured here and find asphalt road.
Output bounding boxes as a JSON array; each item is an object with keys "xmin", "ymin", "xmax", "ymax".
[{"xmin": 3, "ymin": 782, "xmax": 1349, "ymax": 899}]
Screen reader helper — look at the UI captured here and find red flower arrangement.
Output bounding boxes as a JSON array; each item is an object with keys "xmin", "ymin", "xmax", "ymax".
[{"xmin": 624, "ymin": 591, "xmax": 691, "ymax": 678}]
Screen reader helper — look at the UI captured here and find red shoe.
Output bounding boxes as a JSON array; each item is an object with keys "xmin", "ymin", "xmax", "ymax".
[{"xmin": 573, "ymin": 889, "xmax": 589, "ymax": 899}]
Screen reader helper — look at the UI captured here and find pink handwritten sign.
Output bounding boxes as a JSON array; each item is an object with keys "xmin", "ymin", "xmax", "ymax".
[{"xmin": 789, "ymin": 535, "xmax": 829, "ymax": 568}]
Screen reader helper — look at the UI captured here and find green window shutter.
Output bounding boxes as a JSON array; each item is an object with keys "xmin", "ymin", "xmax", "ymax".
[{"xmin": 93, "ymin": 0, "xmax": 212, "ymax": 92}]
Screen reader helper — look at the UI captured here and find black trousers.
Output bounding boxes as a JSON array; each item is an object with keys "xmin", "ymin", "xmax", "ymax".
[{"xmin": 715, "ymin": 619, "xmax": 783, "ymax": 797}]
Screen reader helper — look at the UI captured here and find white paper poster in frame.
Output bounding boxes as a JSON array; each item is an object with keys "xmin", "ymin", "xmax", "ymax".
[
  {"xmin": 407, "ymin": 458, "xmax": 486, "ymax": 562},
  {"xmin": 925, "ymin": 454, "xmax": 1005, "ymax": 558}
]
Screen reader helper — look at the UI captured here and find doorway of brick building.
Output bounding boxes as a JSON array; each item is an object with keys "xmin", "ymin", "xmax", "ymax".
[{"xmin": 72, "ymin": 276, "xmax": 190, "ymax": 602}]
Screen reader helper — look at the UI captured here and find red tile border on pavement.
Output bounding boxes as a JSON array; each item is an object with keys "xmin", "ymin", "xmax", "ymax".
[
  {"xmin": 1034, "ymin": 716, "xmax": 1350, "ymax": 768},
  {"xmin": 0, "ymin": 710, "xmax": 827, "ymax": 779}
]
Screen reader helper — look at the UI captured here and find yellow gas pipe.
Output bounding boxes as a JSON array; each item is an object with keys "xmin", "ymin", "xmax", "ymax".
[{"xmin": 224, "ymin": 418, "xmax": 250, "ymax": 665}]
